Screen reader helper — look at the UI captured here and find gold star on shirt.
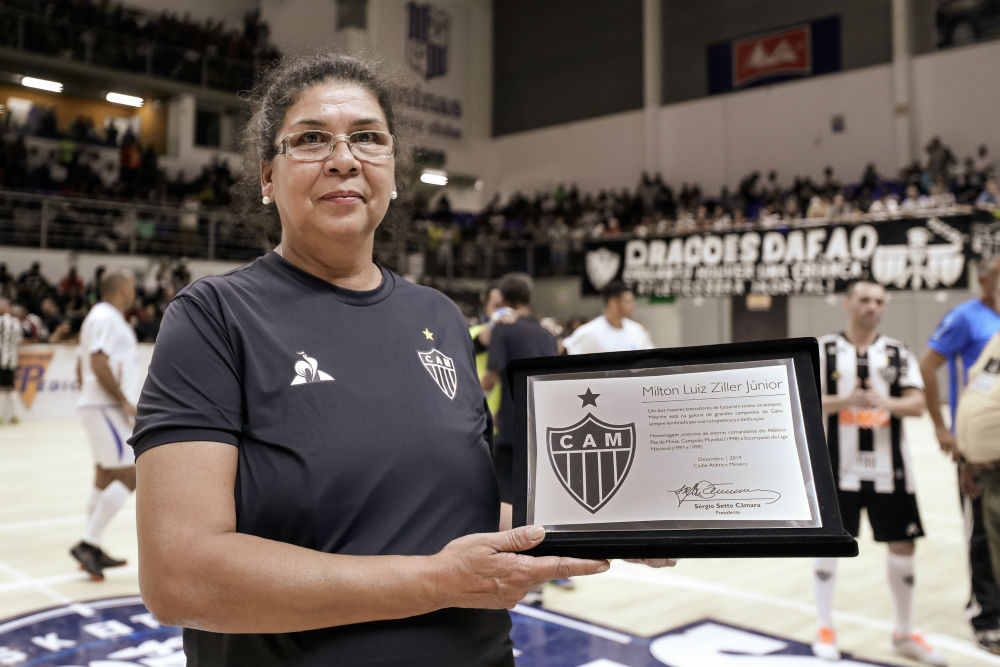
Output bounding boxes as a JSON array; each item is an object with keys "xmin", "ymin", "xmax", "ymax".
[{"xmin": 422, "ymin": 328, "xmax": 434, "ymax": 340}]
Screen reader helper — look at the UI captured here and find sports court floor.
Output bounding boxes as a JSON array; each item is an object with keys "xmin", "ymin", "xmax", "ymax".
[{"xmin": 1, "ymin": 415, "xmax": 998, "ymax": 666}]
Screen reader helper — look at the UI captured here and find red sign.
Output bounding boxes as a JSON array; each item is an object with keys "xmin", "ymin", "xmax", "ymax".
[{"xmin": 733, "ymin": 26, "xmax": 811, "ymax": 88}]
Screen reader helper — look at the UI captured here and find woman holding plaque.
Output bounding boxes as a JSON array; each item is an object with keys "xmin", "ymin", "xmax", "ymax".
[{"xmin": 128, "ymin": 52, "xmax": 611, "ymax": 667}]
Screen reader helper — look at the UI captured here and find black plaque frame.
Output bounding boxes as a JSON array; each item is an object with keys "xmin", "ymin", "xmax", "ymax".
[{"xmin": 508, "ymin": 337, "xmax": 857, "ymax": 559}]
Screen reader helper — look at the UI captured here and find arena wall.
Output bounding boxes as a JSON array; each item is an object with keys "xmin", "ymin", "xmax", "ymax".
[{"xmin": 484, "ymin": 40, "xmax": 1000, "ymax": 202}]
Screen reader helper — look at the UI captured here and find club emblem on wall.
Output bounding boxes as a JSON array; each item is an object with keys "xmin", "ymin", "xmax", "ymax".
[
  {"xmin": 585, "ymin": 247, "xmax": 621, "ymax": 292},
  {"xmin": 406, "ymin": 2, "xmax": 449, "ymax": 80},
  {"xmin": 871, "ymin": 221, "xmax": 965, "ymax": 290}
]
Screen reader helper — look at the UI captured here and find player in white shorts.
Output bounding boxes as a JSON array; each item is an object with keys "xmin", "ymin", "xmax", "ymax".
[{"xmin": 71, "ymin": 269, "xmax": 140, "ymax": 580}]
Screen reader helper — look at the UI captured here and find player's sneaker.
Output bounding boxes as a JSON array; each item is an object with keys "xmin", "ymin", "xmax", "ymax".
[
  {"xmin": 549, "ymin": 578, "xmax": 576, "ymax": 590},
  {"xmin": 9, "ymin": 417, "xmax": 18, "ymax": 424},
  {"xmin": 975, "ymin": 629, "xmax": 1000, "ymax": 654},
  {"xmin": 892, "ymin": 632, "xmax": 948, "ymax": 666},
  {"xmin": 70, "ymin": 541, "xmax": 104, "ymax": 581},
  {"xmin": 96, "ymin": 548, "xmax": 127, "ymax": 569},
  {"xmin": 811, "ymin": 626, "xmax": 840, "ymax": 661}
]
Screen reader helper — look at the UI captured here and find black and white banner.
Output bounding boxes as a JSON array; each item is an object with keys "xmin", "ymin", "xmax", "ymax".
[{"xmin": 583, "ymin": 215, "xmax": 994, "ymax": 298}]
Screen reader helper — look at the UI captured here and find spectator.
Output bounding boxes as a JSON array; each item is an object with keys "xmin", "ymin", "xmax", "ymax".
[
  {"xmin": 58, "ymin": 267, "xmax": 85, "ymax": 303},
  {"xmin": 956, "ymin": 330, "xmax": 1000, "ymax": 590},
  {"xmin": 979, "ymin": 180, "xmax": 1000, "ymax": 211},
  {"xmin": 919, "ymin": 256, "xmax": 1000, "ymax": 653},
  {"xmin": 133, "ymin": 303, "xmax": 160, "ymax": 342},
  {"xmin": 901, "ymin": 185, "xmax": 930, "ymax": 213},
  {"xmin": 16, "ymin": 262, "xmax": 50, "ymax": 314}
]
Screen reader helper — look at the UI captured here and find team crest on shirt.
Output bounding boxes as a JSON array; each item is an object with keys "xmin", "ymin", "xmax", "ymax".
[
  {"xmin": 418, "ymin": 348, "xmax": 458, "ymax": 399},
  {"xmin": 879, "ymin": 364, "xmax": 898, "ymax": 386}
]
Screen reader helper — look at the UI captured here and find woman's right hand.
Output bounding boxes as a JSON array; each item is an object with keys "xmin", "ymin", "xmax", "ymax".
[{"xmin": 430, "ymin": 525, "xmax": 609, "ymax": 609}]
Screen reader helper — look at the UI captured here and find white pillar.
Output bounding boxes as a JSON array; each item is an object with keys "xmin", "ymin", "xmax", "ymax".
[
  {"xmin": 643, "ymin": 0, "xmax": 662, "ymax": 176},
  {"xmin": 166, "ymin": 94, "xmax": 195, "ymax": 159},
  {"xmin": 891, "ymin": 0, "xmax": 917, "ymax": 172}
]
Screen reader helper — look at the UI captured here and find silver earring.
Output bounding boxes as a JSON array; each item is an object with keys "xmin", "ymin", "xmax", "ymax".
[
  {"xmin": 262, "ymin": 195, "xmax": 271, "ymax": 205},
  {"xmin": 391, "ymin": 191, "xmax": 398, "ymax": 200}
]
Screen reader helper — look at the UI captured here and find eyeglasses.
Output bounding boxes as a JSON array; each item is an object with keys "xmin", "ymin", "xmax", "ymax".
[{"xmin": 276, "ymin": 129, "xmax": 395, "ymax": 162}]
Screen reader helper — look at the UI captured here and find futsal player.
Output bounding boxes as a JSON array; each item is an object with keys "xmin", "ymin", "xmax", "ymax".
[
  {"xmin": 562, "ymin": 280, "xmax": 654, "ymax": 354},
  {"xmin": 0, "ymin": 298, "xmax": 23, "ymax": 424},
  {"xmin": 812, "ymin": 279, "xmax": 946, "ymax": 666},
  {"xmin": 70, "ymin": 269, "xmax": 140, "ymax": 580}
]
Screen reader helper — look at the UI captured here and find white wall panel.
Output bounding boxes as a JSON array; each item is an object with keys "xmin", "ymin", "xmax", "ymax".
[
  {"xmin": 912, "ymin": 40, "xmax": 1000, "ymax": 167},
  {"xmin": 487, "ymin": 109, "xmax": 647, "ymax": 200}
]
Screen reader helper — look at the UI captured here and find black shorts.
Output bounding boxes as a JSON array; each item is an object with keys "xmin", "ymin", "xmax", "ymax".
[
  {"xmin": 493, "ymin": 442, "xmax": 513, "ymax": 505},
  {"xmin": 0, "ymin": 368, "xmax": 14, "ymax": 389},
  {"xmin": 837, "ymin": 483, "xmax": 925, "ymax": 542}
]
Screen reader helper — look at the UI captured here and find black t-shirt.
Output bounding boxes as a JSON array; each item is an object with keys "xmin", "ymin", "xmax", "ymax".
[
  {"xmin": 131, "ymin": 252, "xmax": 512, "ymax": 667},
  {"xmin": 487, "ymin": 317, "xmax": 558, "ymax": 446}
]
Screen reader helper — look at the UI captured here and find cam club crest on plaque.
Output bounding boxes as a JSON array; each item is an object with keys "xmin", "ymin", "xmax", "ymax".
[{"xmin": 546, "ymin": 388, "xmax": 636, "ymax": 514}]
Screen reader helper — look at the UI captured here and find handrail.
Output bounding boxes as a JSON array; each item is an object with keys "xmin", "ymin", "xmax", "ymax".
[{"xmin": 0, "ymin": 188, "xmax": 991, "ymax": 281}]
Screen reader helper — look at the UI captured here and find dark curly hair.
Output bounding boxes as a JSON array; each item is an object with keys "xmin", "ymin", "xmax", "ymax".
[{"xmin": 234, "ymin": 51, "xmax": 412, "ymax": 246}]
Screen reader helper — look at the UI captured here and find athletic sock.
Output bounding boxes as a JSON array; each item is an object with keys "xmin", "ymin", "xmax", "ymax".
[
  {"xmin": 9, "ymin": 391, "xmax": 21, "ymax": 421},
  {"xmin": 83, "ymin": 480, "xmax": 131, "ymax": 547},
  {"xmin": 888, "ymin": 551, "xmax": 915, "ymax": 637},
  {"xmin": 813, "ymin": 557, "xmax": 838, "ymax": 628},
  {"xmin": 86, "ymin": 487, "xmax": 101, "ymax": 517}
]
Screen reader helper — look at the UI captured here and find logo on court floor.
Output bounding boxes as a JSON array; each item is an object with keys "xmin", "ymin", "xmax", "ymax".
[
  {"xmin": 0, "ymin": 596, "xmax": 183, "ymax": 667},
  {"xmin": 0, "ymin": 598, "xmax": 903, "ymax": 666},
  {"xmin": 418, "ymin": 348, "xmax": 458, "ymax": 399},
  {"xmin": 547, "ymin": 412, "xmax": 636, "ymax": 513},
  {"xmin": 290, "ymin": 351, "xmax": 334, "ymax": 385}
]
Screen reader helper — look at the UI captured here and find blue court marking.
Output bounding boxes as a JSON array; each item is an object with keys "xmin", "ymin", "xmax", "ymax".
[
  {"xmin": 0, "ymin": 597, "xmax": 901, "ymax": 667},
  {"xmin": 98, "ymin": 407, "xmax": 125, "ymax": 460},
  {"xmin": 510, "ymin": 604, "xmax": 901, "ymax": 667}
]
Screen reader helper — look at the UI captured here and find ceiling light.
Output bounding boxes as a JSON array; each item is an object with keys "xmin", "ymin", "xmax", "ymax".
[
  {"xmin": 21, "ymin": 77, "xmax": 63, "ymax": 92},
  {"xmin": 420, "ymin": 170, "xmax": 448, "ymax": 186},
  {"xmin": 106, "ymin": 92, "xmax": 144, "ymax": 107}
]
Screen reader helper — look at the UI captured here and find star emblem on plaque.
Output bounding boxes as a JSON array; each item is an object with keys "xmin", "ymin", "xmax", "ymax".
[{"xmin": 545, "ymin": 388, "xmax": 636, "ymax": 514}]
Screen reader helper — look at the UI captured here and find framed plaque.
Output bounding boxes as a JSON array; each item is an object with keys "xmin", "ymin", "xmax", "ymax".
[{"xmin": 508, "ymin": 337, "xmax": 857, "ymax": 559}]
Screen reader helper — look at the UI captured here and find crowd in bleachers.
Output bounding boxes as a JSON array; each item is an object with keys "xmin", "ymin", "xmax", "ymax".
[
  {"xmin": 0, "ymin": 0, "xmax": 279, "ymax": 92},
  {"xmin": 2, "ymin": 132, "xmax": 998, "ymax": 344},
  {"xmin": 437, "ymin": 138, "xmax": 996, "ymax": 247},
  {"xmin": 0, "ymin": 111, "xmax": 235, "ymax": 205},
  {"xmin": 0, "ymin": 258, "xmax": 192, "ymax": 345},
  {"xmin": 402, "ymin": 137, "xmax": 998, "ymax": 278}
]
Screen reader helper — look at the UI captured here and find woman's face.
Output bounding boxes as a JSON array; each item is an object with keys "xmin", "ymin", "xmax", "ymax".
[{"xmin": 261, "ymin": 80, "xmax": 395, "ymax": 253}]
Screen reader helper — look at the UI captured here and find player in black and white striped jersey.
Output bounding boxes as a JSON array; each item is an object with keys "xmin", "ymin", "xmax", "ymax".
[
  {"xmin": 0, "ymin": 297, "xmax": 24, "ymax": 424},
  {"xmin": 811, "ymin": 279, "xmax": 946, "ymax": 666}
]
